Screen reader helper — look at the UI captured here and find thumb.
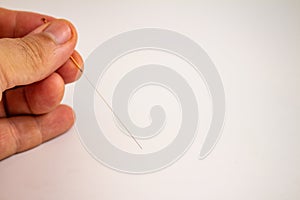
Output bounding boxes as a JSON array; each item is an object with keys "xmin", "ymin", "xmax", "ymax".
[{"xmin": 0, "ymin": 19, "xmax": 77, "ymax": 94}]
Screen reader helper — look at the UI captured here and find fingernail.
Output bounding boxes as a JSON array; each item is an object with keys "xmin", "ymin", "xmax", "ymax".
[{"xmin": 44, "ymin": 20, "xmax": 72, "ymax": 44}]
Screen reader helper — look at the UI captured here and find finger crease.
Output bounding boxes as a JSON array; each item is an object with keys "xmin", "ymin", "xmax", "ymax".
[
  {"xmin": 23, "ymin": 87, "xmax": 34, "ymax": 114},
  {"xmin": 33, "ymin": 116, "xmax": 43, "ymax": 142},
  {"xmin": 7, "ymin": 118, "xmax": 20, "ymax": 153},
  {"xmin": 2, "ymin": 91, "xmax": 9, "ymax": 117}
]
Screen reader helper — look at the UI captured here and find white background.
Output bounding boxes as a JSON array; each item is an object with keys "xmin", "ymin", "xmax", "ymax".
[{"xmin": 0, "ymin": 1, "xmax": 300, "ymax": 199}]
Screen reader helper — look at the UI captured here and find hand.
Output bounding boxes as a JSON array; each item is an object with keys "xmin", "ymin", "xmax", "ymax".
[{"xmin": 0, "ymin": 8, "xmax": 83, "ymax": 160}]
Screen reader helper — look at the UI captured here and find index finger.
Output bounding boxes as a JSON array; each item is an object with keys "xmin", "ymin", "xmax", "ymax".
[{"xmin": 0, "ymin": 7, "xmax": 55, "ymax": 38}]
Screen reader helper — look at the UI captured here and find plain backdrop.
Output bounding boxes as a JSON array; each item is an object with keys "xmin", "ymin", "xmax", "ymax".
[{"xmin": 0, "ymin": 1, "xmax": 300, "ymax": 200}]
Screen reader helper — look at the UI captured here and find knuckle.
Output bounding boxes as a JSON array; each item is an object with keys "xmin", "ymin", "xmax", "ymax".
[{"xmin": 17, "ymin": 36, "xmax": 47, "ymax": 72}]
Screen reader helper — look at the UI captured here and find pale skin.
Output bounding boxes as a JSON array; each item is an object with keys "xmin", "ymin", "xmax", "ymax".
[{"xmin": 0, "ymin": 8, "xmax": 83, "ymax": 160}]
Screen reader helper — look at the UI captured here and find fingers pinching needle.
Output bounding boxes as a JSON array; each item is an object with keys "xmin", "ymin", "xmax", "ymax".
[{"xmin": 42, "ymin": 17, "xmax": 143, "ymax": 150}]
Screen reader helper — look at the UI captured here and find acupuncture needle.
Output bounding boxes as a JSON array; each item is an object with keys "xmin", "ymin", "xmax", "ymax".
[{"xmin": 42, "ymin": 18, "xmax": 143, "ymax": 149}]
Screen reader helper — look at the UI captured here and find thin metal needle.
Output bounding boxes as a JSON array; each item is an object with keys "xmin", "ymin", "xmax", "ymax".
[
  {"xmin": 70, "ymin": 56, "xmax": 143, "ymax": 149},
  {"xmin": 42, "ymin": 17, "xmax": 142, "ymax": 149}
]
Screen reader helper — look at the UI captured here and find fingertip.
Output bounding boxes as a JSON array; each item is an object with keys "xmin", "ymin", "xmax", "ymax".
[
  {"xmin": 40, "ymin": 104, "xmax": 75, "ymax": 142},
  {"xmin": 59, "ymin": 104, "xmax": 76, "ymax": 125},
  {"xmin": 56, "ymin": 50, "xmax": 84, "ymax": 83},
  {"xmin": 54, "ymin": 104, "xmax": 76, "ymax": 134}
]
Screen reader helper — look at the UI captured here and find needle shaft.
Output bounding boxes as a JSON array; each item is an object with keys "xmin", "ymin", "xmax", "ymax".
[
  {"xmin": 42, "ymin": 17, "xmax": 142, "ymax": 149},
  {"xmin": 70, "ymin": 56, "xmax": 142, "ymax": 149}
]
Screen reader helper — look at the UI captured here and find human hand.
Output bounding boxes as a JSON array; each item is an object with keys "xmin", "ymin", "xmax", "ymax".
[{"xmin": 0, "ymin": 8, "xmax": 83, "ymax": 160}]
